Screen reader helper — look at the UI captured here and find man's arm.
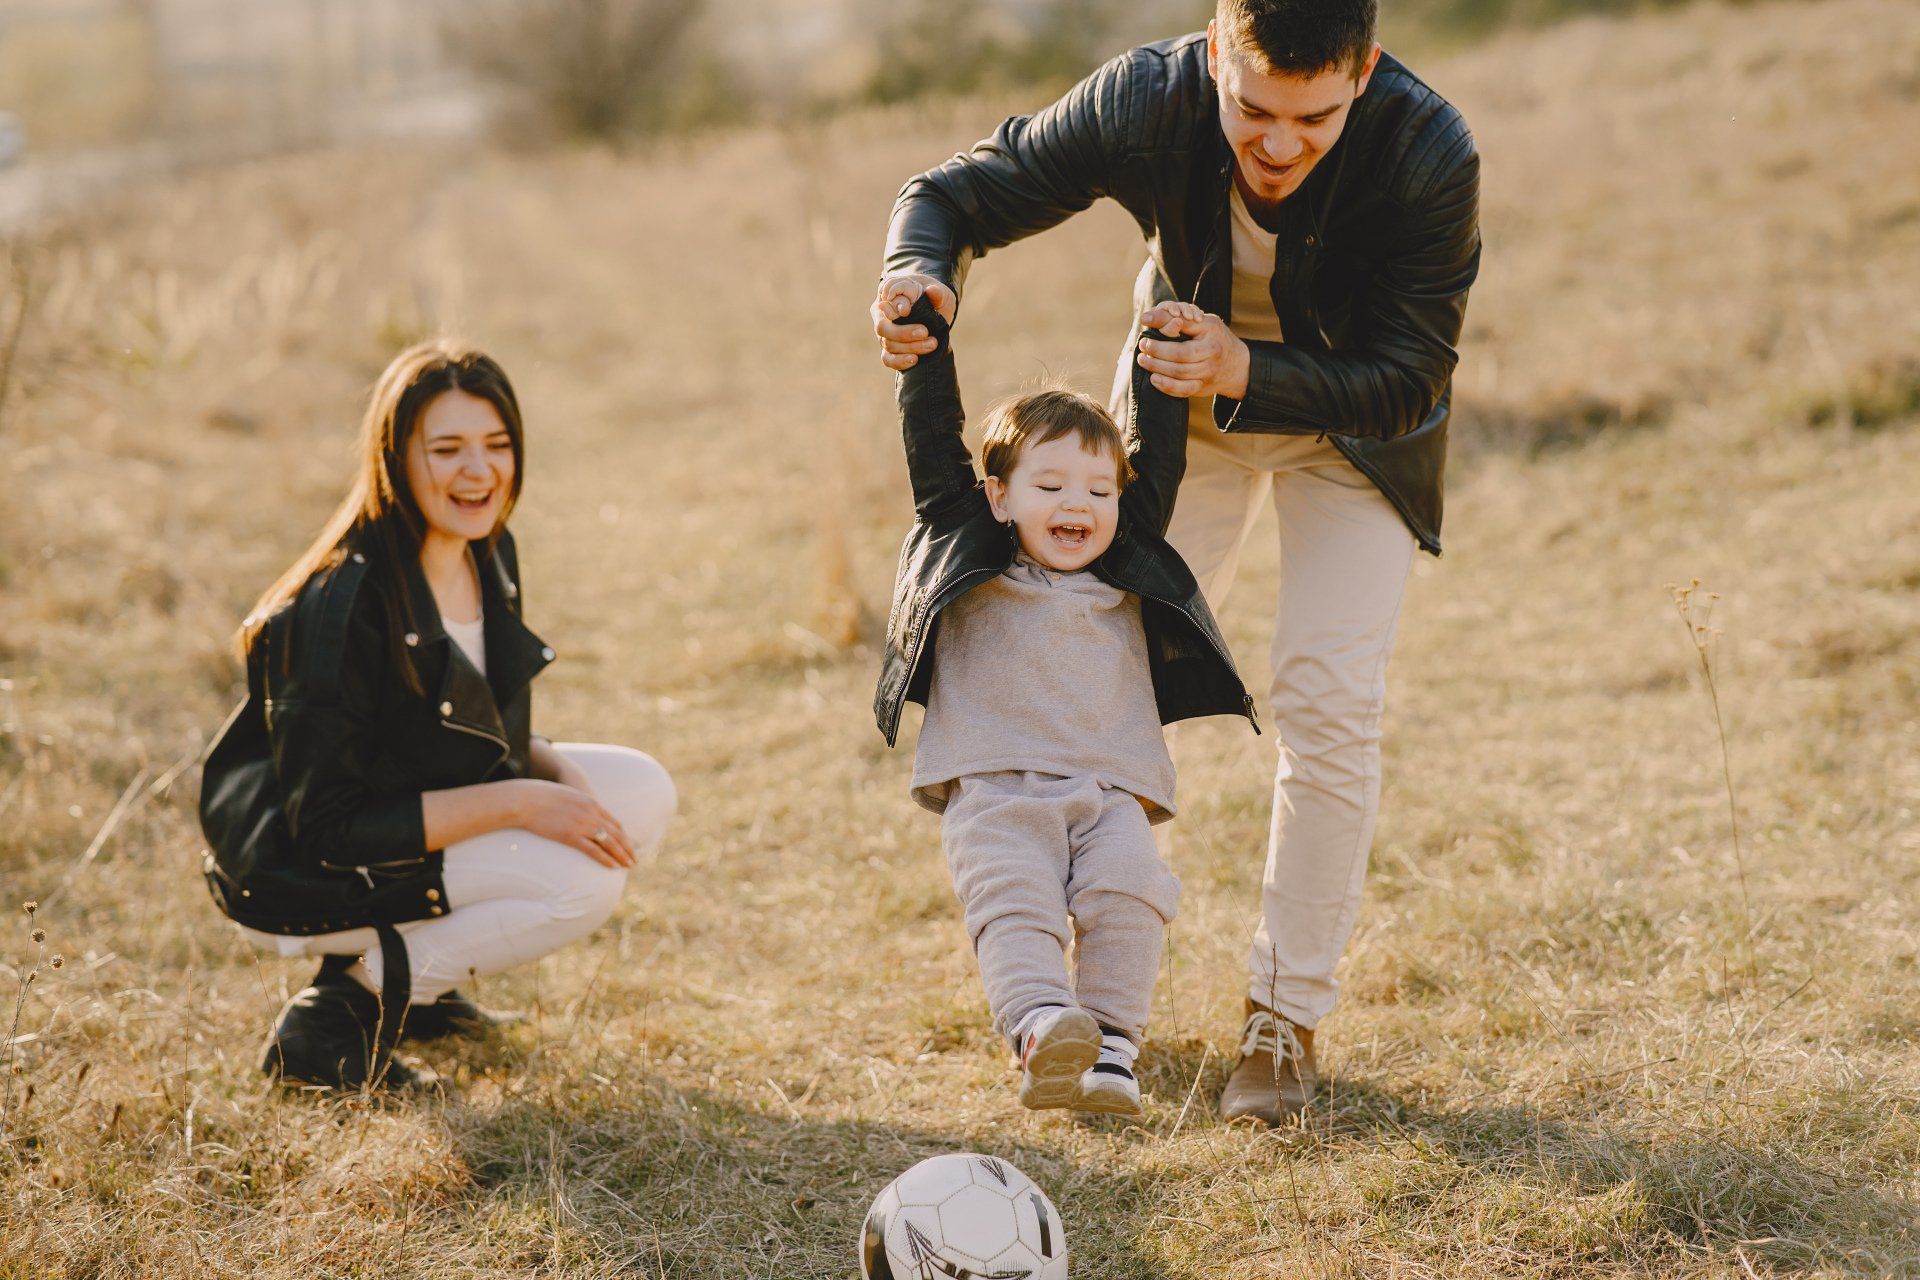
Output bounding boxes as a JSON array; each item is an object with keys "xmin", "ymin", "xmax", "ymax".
[
  {"xmin": 874, "ymin": 53, "xmax": 1131, "ymax": 369},
  {"xmin": 1225, "ymin": 143, "xmax": 1481, "ymax": 440},
  {"xmin": 1133, "ymin": 140, "xmax": 1480, "ymax": 440}
]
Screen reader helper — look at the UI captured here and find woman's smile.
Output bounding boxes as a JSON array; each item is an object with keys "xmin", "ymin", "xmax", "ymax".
[
  {"xmin": 450, "ymin": 487, "xmax": 497, "ymax": 512},
  {"xmin": 409, "ymin": 389, "xmax": 518, "ymax": 546}
]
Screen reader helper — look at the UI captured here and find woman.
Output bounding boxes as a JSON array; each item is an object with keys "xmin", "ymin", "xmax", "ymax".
[{"xmin": 199, "ymin": 340, "xmax": 675, "ymax": 1089}]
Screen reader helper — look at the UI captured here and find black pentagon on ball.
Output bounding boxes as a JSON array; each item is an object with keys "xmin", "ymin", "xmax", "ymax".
[
  {"xmin": 862, "ymin": 1208, "xmax": 896, "ymax": 1280},
  {"xmin": 1029, "ymin": 1192, "xmax": 1055, "ymax": 1258}
]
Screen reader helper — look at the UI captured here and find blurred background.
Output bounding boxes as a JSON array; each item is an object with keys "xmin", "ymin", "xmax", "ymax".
[
  {"xmin": 0, "ymin": 0, "xmax": 1714, "ymax": 220},
  {"xmin": 2, "ymin": 0, "xmax": 1917, "ymax": 1275}
]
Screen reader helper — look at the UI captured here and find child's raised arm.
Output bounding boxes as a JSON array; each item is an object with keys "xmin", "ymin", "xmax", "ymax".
[
  {"xmin": 1119, "ymin": 311, "xmax": 1196, "ymax": 537},
  {"xmin": 894, "ymin": 293, "xmax": 978, "ymax": 524}
]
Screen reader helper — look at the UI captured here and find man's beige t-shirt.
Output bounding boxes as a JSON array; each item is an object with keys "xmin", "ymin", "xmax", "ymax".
[{"xmin": 1187, "ymin": 184, "xmax": 1287, "ymax": 435}]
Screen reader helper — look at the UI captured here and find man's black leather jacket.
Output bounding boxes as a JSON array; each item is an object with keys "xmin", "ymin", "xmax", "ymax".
[
  {"xmin": 874, "ymin": 297, "xmax": 1256, "ymax": 746},
  {"xmin": 883, "ymin": 34, "xmax": 1480, "ymax": 554},
  {"xmin": 198, "ymin": 530, "xmax": 554, "ymax": 934}
]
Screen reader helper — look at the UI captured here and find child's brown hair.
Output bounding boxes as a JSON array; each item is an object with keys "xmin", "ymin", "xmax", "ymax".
[{"xmin": 979, "ymin": 389, "xmax": 1135, "ymax": 486}]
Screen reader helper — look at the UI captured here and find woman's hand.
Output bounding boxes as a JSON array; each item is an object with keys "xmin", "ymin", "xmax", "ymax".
[
  {"xmin": 510, "ymin": 779, "xmax": 636, "ymax": 869},
  {"xmin": 1137, "ymin": 302, "xmax": 1251, "ymax": 399}
]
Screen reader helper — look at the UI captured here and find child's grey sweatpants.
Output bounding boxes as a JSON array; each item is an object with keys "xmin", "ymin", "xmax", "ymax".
[{"xmin": 942, "ymin": 770, "xmax": 1181, "ymax": 1048}]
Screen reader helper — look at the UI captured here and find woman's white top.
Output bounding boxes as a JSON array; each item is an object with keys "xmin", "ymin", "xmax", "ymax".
[{"xmin": 445, "ymin": 613, "xmax": 487, "ymax": 677}]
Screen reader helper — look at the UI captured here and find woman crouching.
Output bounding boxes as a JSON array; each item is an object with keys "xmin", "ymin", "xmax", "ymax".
[{"xmin": 198, "ymin": 340, "xmax": 675, "ymax": 1089}]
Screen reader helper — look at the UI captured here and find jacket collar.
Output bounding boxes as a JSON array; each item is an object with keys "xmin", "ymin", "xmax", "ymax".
[{"xmin": 395, "ymin": 539, "xmax": 554, "ymax": 732}]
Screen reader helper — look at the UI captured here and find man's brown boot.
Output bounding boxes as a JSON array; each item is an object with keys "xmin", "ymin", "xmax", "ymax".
[{"xmin": 1219, "ymin": 1000, "xmax": 1317, "ymax": 1125}]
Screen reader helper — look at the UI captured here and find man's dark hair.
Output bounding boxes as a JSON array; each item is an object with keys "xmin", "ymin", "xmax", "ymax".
[{"xmin": 1216, "ymin": 0, "xmax": 1379, "ymax": 76}]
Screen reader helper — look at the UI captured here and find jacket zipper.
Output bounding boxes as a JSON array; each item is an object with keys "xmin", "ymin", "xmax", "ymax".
[
  {"xmin": 1326, "ymin": 435, "xmax": 1438, "ymax": 554},
  {"xmin": 888, "ymin": 565, "xmax": 1003, "ymax": 745},
  {"xmin": 1130, "ymin": 580, "xmax": 1261, "ymax": 734},
  {"xmin": 319, "ymin": 716, "xmax": 511, "ymax": 877},
  {"xmin": 440, "ymin": 716, "xmax": 511, "ymax": 770},
  {"xmin": 318, "ymin": 854, "xmax": 434, "ymax": 875},
  {"xmin": 889, "ymin": 559, "xmax": 1258, "ymax": 739}
]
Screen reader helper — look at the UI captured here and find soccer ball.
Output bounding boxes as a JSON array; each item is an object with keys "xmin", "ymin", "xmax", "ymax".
[{"xmin": 860, "ymin": 1152, "xmax": 1068, "ymax": 1279}]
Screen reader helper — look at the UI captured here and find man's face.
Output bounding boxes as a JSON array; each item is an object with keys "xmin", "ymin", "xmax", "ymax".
[{"xmin": 1208, "ymin": 22, "xmax": 1380, "ymax": 210}]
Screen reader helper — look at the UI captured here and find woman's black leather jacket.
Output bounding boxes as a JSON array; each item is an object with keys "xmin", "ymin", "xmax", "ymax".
[
  {"xmin": 874, "ymin": 296, "xmax": 1257, "ymax": 746},
  {"xmin": 198, "ymin": 530, "xmax": 554, "ymax": 934}
]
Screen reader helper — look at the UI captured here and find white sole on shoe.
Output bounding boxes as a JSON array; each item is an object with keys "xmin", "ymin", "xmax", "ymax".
[
  {"xmin": 1017, "ymin": 1009, "xmax": 1102, "ymax": 1111},
  {"xmin": 1072, "ymin": 1069, "xmax": 1143, "ymax": 1116}
]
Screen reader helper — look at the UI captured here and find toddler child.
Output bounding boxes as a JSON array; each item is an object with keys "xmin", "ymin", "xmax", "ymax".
[{"xmin": 873, "ymin": 289, "xmax": 1257, "ymax": 1115}]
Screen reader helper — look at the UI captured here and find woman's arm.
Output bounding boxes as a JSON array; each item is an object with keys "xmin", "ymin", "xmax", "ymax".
[
  {"xmin": 526, "ymin": 736, "xmax": 591, "ymax": 791},
  {"xmin": 422, "ymin": 775, "xmax": 636, "ymax": 869},
  {"xmin": 269, "ymin": 604, "xmax": 430, "ymax": 872}
]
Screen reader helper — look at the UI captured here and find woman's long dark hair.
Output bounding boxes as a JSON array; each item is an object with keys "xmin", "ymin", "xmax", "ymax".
[{"xmin": 238, "ymin": 340, "xmax": 525, "ymax": 693}]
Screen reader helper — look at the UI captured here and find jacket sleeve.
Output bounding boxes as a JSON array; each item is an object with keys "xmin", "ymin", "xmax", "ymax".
[
  {"xmin": 1220, "ymin": 139, "xmax": 1481, "ymax": 441},
  {"xmin": 267, "ymin": 594, "xmax": 430, "ymax": 870},
  {"xmin": 897, "ymin": 296, "xmax": 979, "ymax": 524},
  {"xmin": 882, "ymin": 53, "xmax": 1131, "ymax": 303},
  {"xmin": 1119, "ymin": 325, "xmax": 1193, "ymax": 536}
]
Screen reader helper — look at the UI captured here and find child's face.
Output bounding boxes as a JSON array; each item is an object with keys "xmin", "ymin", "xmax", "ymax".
[{"xmin": 984, "ymin": 434, "xmax": 1122, "ymax": 572}]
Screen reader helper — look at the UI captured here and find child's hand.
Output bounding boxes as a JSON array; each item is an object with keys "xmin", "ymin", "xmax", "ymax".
[
  {"xmin": 1137, "ymin": 303, "xmax": 1250, "ymax": 399},
  {"xmin": 1141, "ymin": 300, "xmax": 1211, "ymax": 337},
  {"xmin": 873, "ymin": 274, "xmax": 958, "ymax": 370}
]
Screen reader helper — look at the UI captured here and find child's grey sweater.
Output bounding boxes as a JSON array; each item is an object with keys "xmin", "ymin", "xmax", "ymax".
[{"xmin": 910, "ymin": 553, "xmax": 1176, "ymax": 823}]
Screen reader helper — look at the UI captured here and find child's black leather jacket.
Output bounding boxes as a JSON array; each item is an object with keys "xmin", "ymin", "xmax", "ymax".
[{"xmin": 873, "ymin": 296, "xmax": 1257, "ymax": 746}]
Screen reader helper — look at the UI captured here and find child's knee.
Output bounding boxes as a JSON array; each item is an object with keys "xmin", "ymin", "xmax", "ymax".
[
  {"xmin": 973, "ymin": 905, "xmax": 1073, "ymax": 950},
  {"xmin": 1071, "ymin": 856, "xmax": 1180, "ymax": 925}
]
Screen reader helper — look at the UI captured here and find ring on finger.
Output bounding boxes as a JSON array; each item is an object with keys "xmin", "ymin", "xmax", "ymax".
[{"xmin": 593, "ymin": 828, "xmax": 609, "ymax": 842}]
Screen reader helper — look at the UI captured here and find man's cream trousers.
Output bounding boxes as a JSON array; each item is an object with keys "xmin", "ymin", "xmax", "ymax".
[{"xmin": 1167, "ymin": 423, "xmax": 1417, "ymax": 1029}]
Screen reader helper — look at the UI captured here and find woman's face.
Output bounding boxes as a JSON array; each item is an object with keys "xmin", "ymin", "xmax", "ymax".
[{"xmin": 404, "ymin": 389, "xmax": 516, "ymax": 546}]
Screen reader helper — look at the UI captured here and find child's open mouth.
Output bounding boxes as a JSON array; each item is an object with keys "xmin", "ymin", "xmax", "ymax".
[
  {"xmin": 1049, "ymin": 523, "xmax": 1090, "ymax": 549},
  {"xmin": 451, "ymin": 490, "xmax": 494, "ymax": 512}
]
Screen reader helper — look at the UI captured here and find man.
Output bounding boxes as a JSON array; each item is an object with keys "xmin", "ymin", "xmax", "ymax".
[{"xmin": 870, "ymin": 0, "xmax": 1480, "ymax": 1123}]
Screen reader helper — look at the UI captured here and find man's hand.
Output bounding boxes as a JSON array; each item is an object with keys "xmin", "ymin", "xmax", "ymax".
[
  {"xmin": 873, "ymin": 274, "xmax": 958, "ymax": 370},
  {"xmin": 1137, "ymin": 302, "xmax": 1251, "ymax": 399}
]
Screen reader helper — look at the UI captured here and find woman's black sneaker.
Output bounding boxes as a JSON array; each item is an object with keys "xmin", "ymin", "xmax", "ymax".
[
  {"xmin": 400, "ymin": 989, "xmax": 525, "ymax": 1042},
  {"xmin": 260, "ymin": 964, "xmax": 421, "ymax": 1090}
]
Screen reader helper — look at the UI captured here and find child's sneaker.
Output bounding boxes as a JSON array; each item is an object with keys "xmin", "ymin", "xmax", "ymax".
[
  {"xmin": 1074, "ymin": 1026, "xmax": 1143, "ymax": 1116},
  {"xmin": 1015, "ymin": 1006, "xmax": 1102, "ymax": 1110}
]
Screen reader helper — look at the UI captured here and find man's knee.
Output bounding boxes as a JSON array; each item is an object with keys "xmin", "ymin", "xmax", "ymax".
[{"xmin": 1268, "ymin": 657, "xmax": 1386, "ymax": 762}]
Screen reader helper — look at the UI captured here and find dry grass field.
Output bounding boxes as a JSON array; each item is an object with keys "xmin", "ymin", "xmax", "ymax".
[{"xmin": 3, "ymin": 0, "xmax": 1919, "ymax": 1275}]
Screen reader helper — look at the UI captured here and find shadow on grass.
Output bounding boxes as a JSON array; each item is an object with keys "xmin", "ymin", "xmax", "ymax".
[
  {"xmin": 433, "ymin": 1031, "xmax": 1915, "ymax": 1276},
  {"xmin": 1301, "ymin": 1077, "xmax": 1919, "ymax": 1275},
  {"xmin": 1130, "ymin": 1036, "xmax": 1917, "ymax": 1273},
  {"xmin": 449, "ymin": 1079, "xmax": 1181, "ymax": 1278}
]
